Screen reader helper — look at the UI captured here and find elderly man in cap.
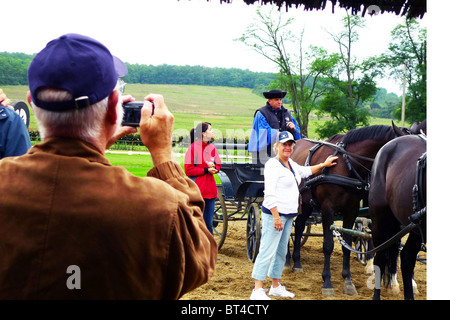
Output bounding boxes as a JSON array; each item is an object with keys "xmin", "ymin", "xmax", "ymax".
[
  {"xmin": 249, "ymin": 90, "xmax": 301, "ymax": 165},
  {"xmin": 0, "ymin": 33, "xmax": 217, "ymax": 299}
]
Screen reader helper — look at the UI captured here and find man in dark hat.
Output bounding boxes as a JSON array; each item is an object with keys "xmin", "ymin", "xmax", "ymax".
[{"xmin": 249, "ymin": 90, "xmax": 301, "ymax": 164}]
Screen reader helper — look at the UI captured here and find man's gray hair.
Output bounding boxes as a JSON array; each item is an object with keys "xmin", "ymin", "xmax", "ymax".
[{"xmin": 31, "ymin": 87, "xmax": 122, "ymax": 144}]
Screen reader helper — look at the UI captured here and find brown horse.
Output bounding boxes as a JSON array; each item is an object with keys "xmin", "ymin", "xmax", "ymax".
[
  {"xmin": 369, "ymin": 134, "xmax": 426, "ymax": 300},
  {"xmin": 288, "ymin": 124, "xmax": 402, "ymax": 296}
]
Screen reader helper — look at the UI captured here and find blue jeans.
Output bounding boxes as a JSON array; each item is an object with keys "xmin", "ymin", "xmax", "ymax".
[
  {"xmin": 252, "ymin": 213, "xmax": 294, "ymax": 281},
  {"xmin": 203, "ymin": 198, "xmax": 215, "ymax": 235}
]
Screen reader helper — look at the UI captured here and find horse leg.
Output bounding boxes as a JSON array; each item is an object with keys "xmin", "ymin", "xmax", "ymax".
[
  {"xmin": 365, "ymin": 238, "xmax": 375, "ymax": 273},
  {"xmin": 341, "ymin": 209, "xmax": 359, "ymax": 295},
  {"xmin": 284, "ymin": 240, "xmax": 292, "ymax": 270},
  {"xmin": 383, "ymin": 241, "xmax": 401, "ymax": 294},
  {"xmin": 291, "ymin": 205, "xmax": 310, "ymax": 272},
  {"xmin": 372, "ymin": 246, "xmax": 393, "ymax": 300},
  {"xmin": 321, "ymin": 206, "xmax": 335, "ymax": 295},
  {"xmin": 400, "ymin": 232, "xmax": 423, "ymax": 300}
]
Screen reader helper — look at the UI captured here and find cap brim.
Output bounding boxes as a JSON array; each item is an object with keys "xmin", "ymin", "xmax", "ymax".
[
  {"xmin": 113, "ymin": 56, "xmax": 128, "ymax": 77},
  {"xmin": 279, "ymin": 138, "xmax": 296, "ymax": 144}
]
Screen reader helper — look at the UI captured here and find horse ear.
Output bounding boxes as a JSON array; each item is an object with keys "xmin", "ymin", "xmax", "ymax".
[
  {"xmin": 410, "ymin": 120, "xmax": 419, "ymax": 134},
  {"xmin": 392, "ymin": 120, "xmax": 409, "ymax": 136}
]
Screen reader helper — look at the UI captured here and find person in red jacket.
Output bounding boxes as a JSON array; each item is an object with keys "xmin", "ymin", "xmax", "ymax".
[{"xmin": 184, "ymin": 122, "xmax": 222, "ymax": 235}]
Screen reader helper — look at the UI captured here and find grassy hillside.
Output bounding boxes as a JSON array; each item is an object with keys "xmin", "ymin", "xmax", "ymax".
[
  {"xmin": 3, "ymin": 84, "xmax": 400, "ymax": 177},
  {"xmin": 1, "ymin": 84, "xmax": 395, "ymax": 140}
]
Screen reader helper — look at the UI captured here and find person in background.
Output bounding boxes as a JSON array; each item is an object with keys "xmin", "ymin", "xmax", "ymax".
[
  {"xmin": 0, "ymin": 88, "xmax": 31, "ymax": 158},
  {"xmin": 248, "ymin": 90, "xmax": 301, "ymax": 165},
  {"xmin": 184, "ymin": 122, "xmax": 222, "ymax": 235},
  {"xmin": 0, "ymin": 33, "xmax": 217, "ymax": 299},
  {"xmin": 250, "ymin": 131, "xmax": 337, "ymax": 300}
]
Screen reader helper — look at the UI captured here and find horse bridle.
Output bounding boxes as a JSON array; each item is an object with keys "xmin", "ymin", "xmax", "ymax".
[{"xmin": 300, "ymin": 138, "xmax": 373, "ymax": 197}]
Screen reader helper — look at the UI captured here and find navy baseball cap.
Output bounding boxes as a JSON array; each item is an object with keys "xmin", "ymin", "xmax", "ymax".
[
  {"xmin": 277, "ymin": 131, "xmax": 295, "ymax": 144},
  {"xmin": 28, "ymin": 33, "xmax": 128, "ymax": 111}
]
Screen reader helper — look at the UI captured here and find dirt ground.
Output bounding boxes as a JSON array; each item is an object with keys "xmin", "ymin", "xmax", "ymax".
[{"xmin": 181, "ymin": 220, "xmax": 427, "ymax": 300}]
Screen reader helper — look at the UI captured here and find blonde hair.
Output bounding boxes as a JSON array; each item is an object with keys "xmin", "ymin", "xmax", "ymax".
[
  {"xmin": 273, "ymin": 142, "xmax": 279, "ymax": 154},
  {"xmin": 273, "ymin": 141, "xmax": 295, "ymax": 155}
]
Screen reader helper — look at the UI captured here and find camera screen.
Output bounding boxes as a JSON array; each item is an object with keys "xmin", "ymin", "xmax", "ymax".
[{"xmin": 122, "ymin": 102, "xmax": 143, "ymax": 126}]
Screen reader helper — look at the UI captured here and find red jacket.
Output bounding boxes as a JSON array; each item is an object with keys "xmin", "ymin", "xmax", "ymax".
[{"xmin": 184, "ymin": 140, "xmax": 222, "ymax": 199}]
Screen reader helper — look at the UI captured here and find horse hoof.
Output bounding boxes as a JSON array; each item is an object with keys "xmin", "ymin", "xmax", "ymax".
[
  {"xmin": 413, "ymin": 279, "xmax": 419, "ymax": 294},
  {"xmin": 365, "ymin": 259, "xmax": 374, "ymax": 274},
  {"xmin": 292, "ymin": 267, "xmax": 304, "ymax": 273},
  {"xmin": 344, "ymin": 283, "xmax": 358, "ymax": 295},
  {"xmin": 387, "ymin": 286, "xmax": 401, "ymax": 295},
  {"xmin": 322, "ymin": 288, "xmax": 335, "ymax": 296},
  {"xmin": 283, "ymin": 265, "xmax": 291, "ymax": 272}
]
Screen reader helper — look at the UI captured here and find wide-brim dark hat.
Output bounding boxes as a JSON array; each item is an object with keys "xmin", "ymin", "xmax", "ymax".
[{"xmin": 263, "ymin": 89, "xmax": 287, "ymax": 99}]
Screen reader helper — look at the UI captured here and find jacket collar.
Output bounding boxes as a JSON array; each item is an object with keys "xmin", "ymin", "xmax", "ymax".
[
  {"xmin": 28, "ymin": 137, "xmax": 111, "ymax": 165},
  {"xmin": 194, "ymin": 139, "xmax": 209, "ymax": 147},
  {"xmin": 265, "ymin": 102, "xmax": 285, "ymax": 113}
]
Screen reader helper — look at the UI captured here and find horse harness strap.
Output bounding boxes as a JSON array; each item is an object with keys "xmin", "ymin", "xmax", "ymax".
[
  {"xmin": 301, "ymin": 139, "xmax": 371, "ymax": 197},
  {"xmin": 412, "ymin": 152, "xmax": 426, "ymax": 215},
  {"xmin": 410, "ymin": 151, "xmax": 427, "ymax": 247},
  {"xmin": 302, "ymin": 174, "xmax": 367, "ymax": 191}
]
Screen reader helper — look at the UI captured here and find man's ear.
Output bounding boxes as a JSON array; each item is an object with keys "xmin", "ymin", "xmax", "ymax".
[
  {"xmin": 27, "ymin": 91, "xmax": 32, "ymax": 106},
  {"xmin": 106, "ymin": 90, "xmax": 119, "ymax": 124}
]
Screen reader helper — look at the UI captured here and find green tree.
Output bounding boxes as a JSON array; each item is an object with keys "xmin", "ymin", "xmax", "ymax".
[
  {"xmin": 380, "ymin": 18, "xmax": 426, "ymax": 122},
  {"xmin": 236, "ymin": 7, "xmax": 338, "ymax": 137},
  {"xmin": 316, "ymin": 12, "xmax": 375, "ymax": 137}
]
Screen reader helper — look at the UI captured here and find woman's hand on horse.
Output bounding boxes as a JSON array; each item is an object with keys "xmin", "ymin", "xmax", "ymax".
[{"xmin": 324, "ymin": 155, "xmax": 338, "ymax": 167}]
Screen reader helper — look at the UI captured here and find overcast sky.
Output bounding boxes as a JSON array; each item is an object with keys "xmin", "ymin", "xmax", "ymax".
[{"xmin": 3, "ymin": 0, "xmax": 429, "ymax": 95}]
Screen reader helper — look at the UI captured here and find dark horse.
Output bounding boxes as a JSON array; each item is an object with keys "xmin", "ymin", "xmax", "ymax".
[
  {"xmin": 369, "ymin": 134, "xmax": 426, "ymax": 300},
  {"xmin": 286, "ymin": 124, "xmax": 401, "ymax": 295}
]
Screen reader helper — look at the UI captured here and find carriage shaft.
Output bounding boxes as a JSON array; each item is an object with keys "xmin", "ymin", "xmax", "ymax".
[{"xmin": 330, "ymin": 225, "xmax": 372, "ymax": 240}]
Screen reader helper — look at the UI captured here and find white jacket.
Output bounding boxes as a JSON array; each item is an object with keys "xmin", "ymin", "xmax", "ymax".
[{"xmin": 262, "ymin": 157, "xmax": 312, "ymax": 215}]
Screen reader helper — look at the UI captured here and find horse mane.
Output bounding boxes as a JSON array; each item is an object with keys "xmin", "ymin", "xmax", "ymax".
[
  {"xmin": 326, "ymin": 134, "xmax": 344, "ymax": 143},
  {"xmin": 341, "ymin": 125, "xmax": 395, "ymax": 145}
]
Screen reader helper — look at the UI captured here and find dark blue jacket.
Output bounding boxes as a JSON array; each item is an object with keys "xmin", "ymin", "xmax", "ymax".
[{"xmin": 0, "ymin": 106, "xmax": 31, "ymax": 159}]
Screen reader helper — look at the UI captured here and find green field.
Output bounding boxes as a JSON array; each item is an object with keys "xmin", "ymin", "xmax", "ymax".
[
  {"xmin": 3, "ymin": 84, "xmax": 397, "ymax": 177},
  {"xmin": 2, "ymin": 83, "xmax": 395, "ymax": 139}
]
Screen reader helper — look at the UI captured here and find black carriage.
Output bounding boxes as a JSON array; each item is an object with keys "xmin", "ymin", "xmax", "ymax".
[{"xmin": 213, "ymin": 143, "xmax": 265, "ymax": 262}]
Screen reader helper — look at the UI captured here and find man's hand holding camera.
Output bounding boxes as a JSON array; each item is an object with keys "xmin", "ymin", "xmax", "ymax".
[{"xmin": 139, "ymin": 93, "xmax": 174, "ymax": 166}]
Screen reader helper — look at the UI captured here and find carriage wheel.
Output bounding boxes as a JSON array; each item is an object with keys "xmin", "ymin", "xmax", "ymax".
[
  {"xmin": 246, "ymin": 203, "xmax": 261, "ymax": 262},
  {"xmin": 300, "ymin": 223, "xmax": 311, "ymax": 247},
  {"xmin": 290, "ymin": 220, "xmax": 311, "ymax": 248},
  {"xmin": 354, "ymin": 221, "xmax": 368, "ymax": 264},
  {"xmin": 213, "ymin": 192, "xmax": 228, "ymax": 251},
  {"xmin": 354, "ymin": 237, "xmax": 368, "ymax": 264}
]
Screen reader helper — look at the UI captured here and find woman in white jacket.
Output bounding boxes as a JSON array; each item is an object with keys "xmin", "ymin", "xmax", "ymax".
[{"xmin": 250, "ymin": 131, "xmax": 338, "ymax": 300}]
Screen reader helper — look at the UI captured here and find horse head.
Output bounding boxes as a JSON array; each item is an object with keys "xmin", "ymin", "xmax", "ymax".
[
  {"xmin": 392, "ymin": 119, "xmax": 427, "ymax": 136},
  {"xmin": 392, "ymin": 120, "xmax": 411, "ymax": 136},
  {"xmin": 410, "ymin": 119, "xmax": 427, "ymax": 135}
]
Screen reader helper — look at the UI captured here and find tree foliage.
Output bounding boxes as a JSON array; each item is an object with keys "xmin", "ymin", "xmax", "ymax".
[
  {"xmin": 236, "ymin": 7, "xmax": 339, "ymax": 137},
  {"xmin": 316, "ymin": 13, "xmax": 376, "ymax": 137},
  {"xmin": 379, "ymin": 18, "xmax": 426, "ymax": 122},
  {"xmin": 0, "ymin": 52, "xmax": 274, "ymax": 89},
  {"xmin": 0, "ymin": 52, "xmax": 33, "ymax": 85}
]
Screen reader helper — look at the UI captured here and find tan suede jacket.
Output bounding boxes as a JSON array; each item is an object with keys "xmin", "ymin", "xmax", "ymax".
[{"xmin": 0, "ymin": 137, "xmax": 217, "ymax": 299}]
